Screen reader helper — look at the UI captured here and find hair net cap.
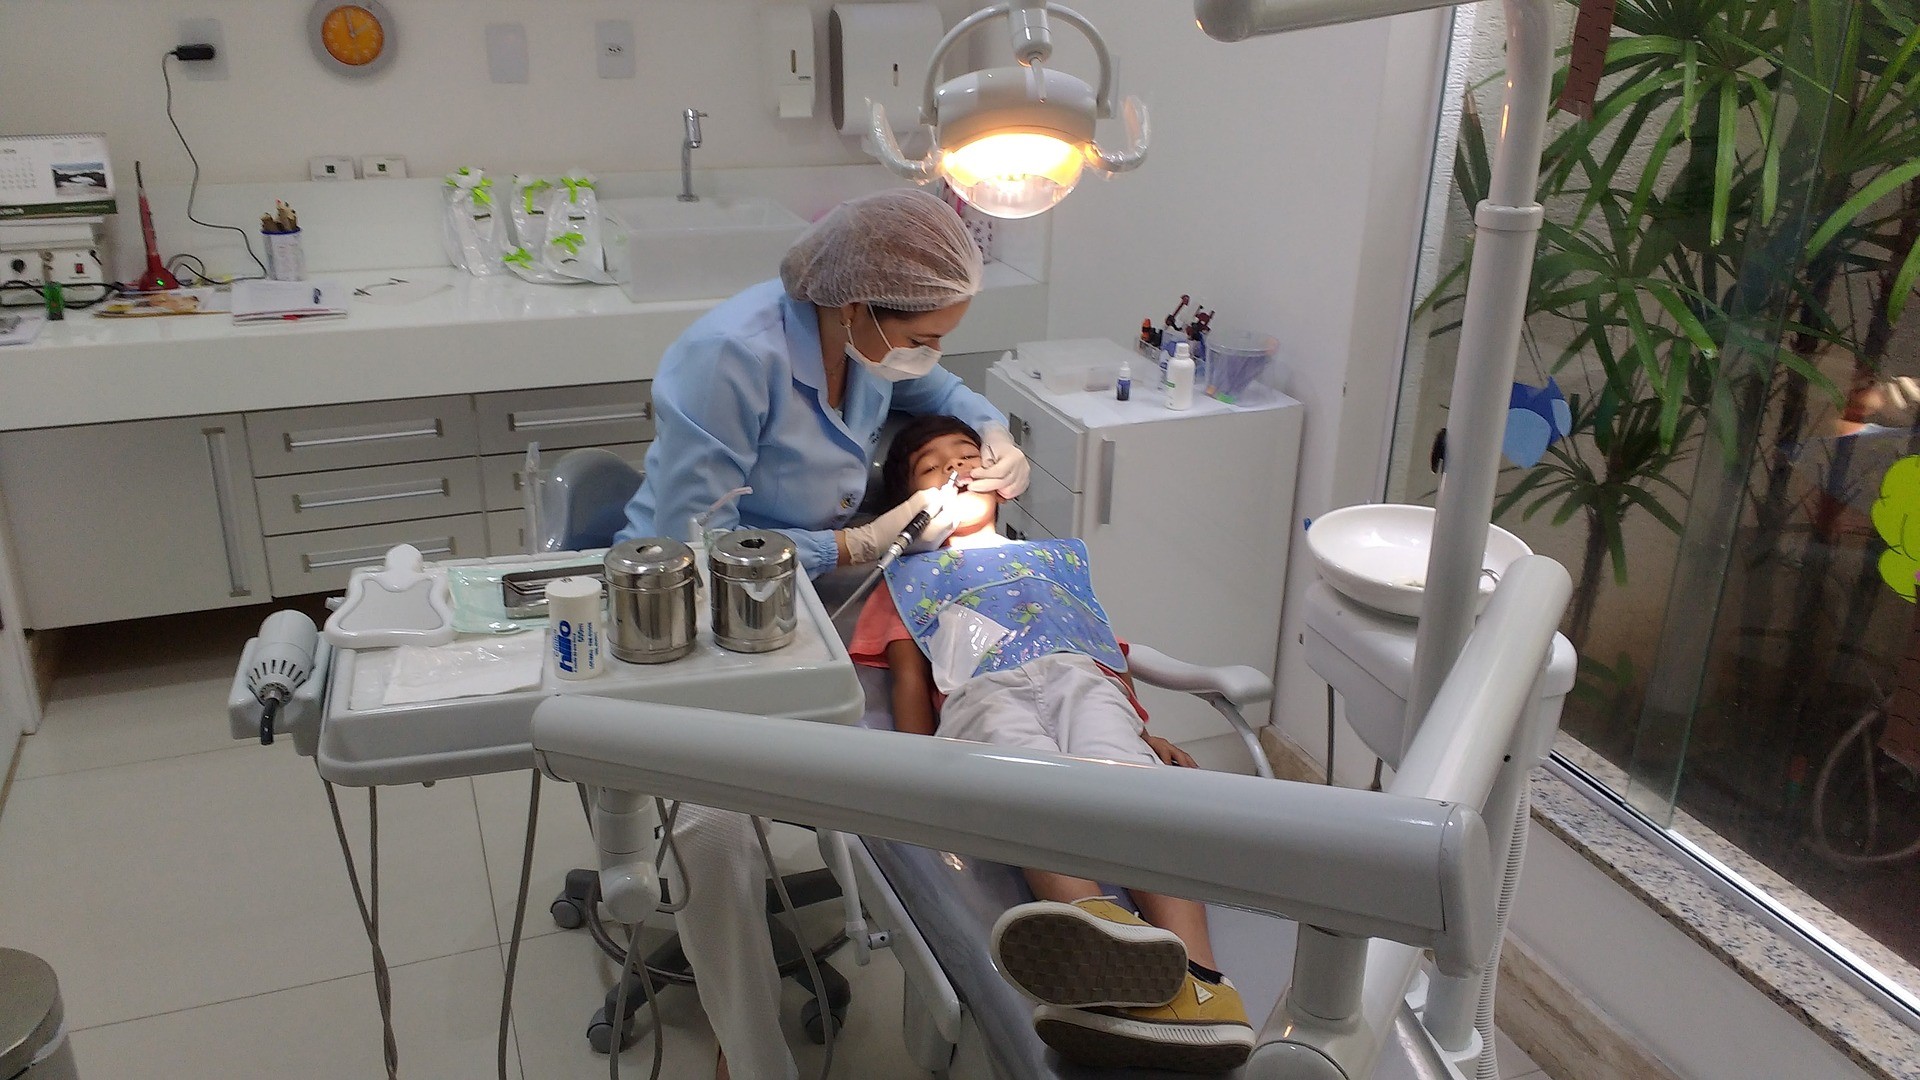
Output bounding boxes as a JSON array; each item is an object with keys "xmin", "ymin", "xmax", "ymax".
[{"xmin": 781, "ymin": 189, "xmax": 984, "ymax": 312}]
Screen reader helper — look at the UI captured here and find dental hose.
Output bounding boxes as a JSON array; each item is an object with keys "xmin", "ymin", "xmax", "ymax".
[
  {"xmin": 828, "ymin": 508, "xmax": 933, "ymax": 623},
  {"xmin": 1473, "ymin": 781, "xmax": 1533, "ymax": 1080}
]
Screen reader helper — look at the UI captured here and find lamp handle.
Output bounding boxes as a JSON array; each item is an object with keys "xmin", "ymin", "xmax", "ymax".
[
  {"xmin": 867, "ymin": 101, "xmax": 939, "ymax": 182},
  {"xmin": 919, "ymin": 2, "xmax": 1118, "ymax": 125},
  {"xmin": 1088, "ymin": 95, "xmax": 1150, "ymax": 175}
]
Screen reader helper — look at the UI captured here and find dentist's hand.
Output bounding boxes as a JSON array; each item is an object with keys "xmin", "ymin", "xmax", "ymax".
[
  {"xmin": 968, "ymin": 424, "xmax": 1030, "ymax": 498},
  {"xmin": 837, "ymin": 487, "xmax": 951, "ymax": 565}
]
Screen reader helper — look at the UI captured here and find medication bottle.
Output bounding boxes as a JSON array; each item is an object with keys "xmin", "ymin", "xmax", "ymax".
[
  {"xmin": 548, "ymin": 576, "xmax": 606, "ymax": 679},
  {"xmin": 44, "ymin": 281, "xmax": 63, "ymax": 322},
  {"xmin": 1115, "ymin": 361, "xmax": 1132, "ymax": 401},
  {"xmin": 1166, "ymin": 342, "xmax": 1195, "ymax": 410}
]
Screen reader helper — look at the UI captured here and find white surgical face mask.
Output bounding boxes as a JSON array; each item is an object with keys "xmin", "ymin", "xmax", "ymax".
[{"xmin": 845, "ymin": 305, "xmax": 941, "ymax": 383}]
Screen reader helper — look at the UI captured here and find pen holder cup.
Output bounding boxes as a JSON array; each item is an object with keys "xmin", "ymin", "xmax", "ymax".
[
  {"xmin": 1202, "ymin": 331, "xmax": 1278, "ymax": 403},
  {"xmin": 264, "ymin": 229, "xmax": 306, "ymax": 282}
]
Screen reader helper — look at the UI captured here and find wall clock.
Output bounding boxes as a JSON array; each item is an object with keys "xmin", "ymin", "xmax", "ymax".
[{"xmin": 309, "ymin": 1, "xmax": 395, "ymax": 76}]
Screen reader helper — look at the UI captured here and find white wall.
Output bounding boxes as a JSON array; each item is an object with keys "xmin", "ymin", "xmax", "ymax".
[
  {"xmin": 1515, "ymin": 829, "xmax": 1872, "ymax": 1080},
  {"xmin": 0, "ymin": 0, "xmax": 979, "ymax": 184},
  {"xmin": 1041, "ymin": 2, "xmax": 1453, "ymax": 777}
]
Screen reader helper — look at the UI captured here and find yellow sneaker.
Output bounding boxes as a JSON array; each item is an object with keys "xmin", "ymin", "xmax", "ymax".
[
  {"xmin": 1033, "ymin": 972, "xmax": 1255, "ymax": 1074},
  {"xmin": 991, "ymin": 898, "xmax": 1189, "ymax": 1008}
]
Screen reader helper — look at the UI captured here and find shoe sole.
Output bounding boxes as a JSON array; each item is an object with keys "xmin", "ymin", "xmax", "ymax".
[
  {"xmin": 991, "ymin": 904, "xmax": 1189, "ymax": 1008},
  {"xmin": 1034, "ymin": 1005, "xmax": 1255, "ymax": 1074}
]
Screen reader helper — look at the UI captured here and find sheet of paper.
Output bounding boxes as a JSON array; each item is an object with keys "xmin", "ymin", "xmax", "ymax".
[
  {"xmin": 0, "ymin": 312, "xmax": 45, "ymax": 346},
  {"xmin": 380, "ymin": 632, "xmax": 546, "ymax": 706}
]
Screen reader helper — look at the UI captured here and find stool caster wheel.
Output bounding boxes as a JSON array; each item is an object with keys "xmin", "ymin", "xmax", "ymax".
[
  {"xmin": 552, "ymin": 868, "xmax": 598, "ymax": 930},
  {"xmin": 551, "ymin": 897, "xmax": 586, "ymax": 930},
  {"xmin": 801, "ymin": 998, "xmax": 846, "ymax": 1045},
  {"xmin": 587, "ymin": 1004, "xmax": 637, "ymax": 1055}
]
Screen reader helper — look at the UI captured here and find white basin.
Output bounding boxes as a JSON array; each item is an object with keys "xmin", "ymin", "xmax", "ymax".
[
  {"xmin": 1307, "ymin": 503, "xmax": 1531, "ymax": 619},
  {"xmin": 602, "ymin": 196, "xmax": 808, "ymax": 303}
]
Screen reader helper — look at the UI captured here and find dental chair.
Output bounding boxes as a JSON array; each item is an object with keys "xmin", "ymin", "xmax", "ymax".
[
  {"xmin": 531, "ymin": 441, "xmax": 1358, "ymax": 1079},
  {"xmin": 529, "ymin": 447, "xmax": 855, "ymax": 1052}
]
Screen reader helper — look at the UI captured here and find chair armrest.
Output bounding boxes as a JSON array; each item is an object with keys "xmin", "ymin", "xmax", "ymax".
[{"xmin": 1127, "ymin": 645, "xmax": 1274, "ymax": 707}]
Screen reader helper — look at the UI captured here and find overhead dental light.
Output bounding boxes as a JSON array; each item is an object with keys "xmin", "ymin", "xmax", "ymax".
[{"xmin": 868, "ymin": 0, "xmax": 1148, "ymax": 219}]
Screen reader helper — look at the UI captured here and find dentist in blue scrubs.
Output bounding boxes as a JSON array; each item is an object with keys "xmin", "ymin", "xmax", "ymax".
[
  {"xmin": 615, "ymin": 189, "xmax": 1030, "ymax": 1080},
  {"xmin": 618, "ymin": 187, "xmax": 1030, "ymax": 570}
]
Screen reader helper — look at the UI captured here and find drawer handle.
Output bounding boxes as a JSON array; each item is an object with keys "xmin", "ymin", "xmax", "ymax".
[
  {"xmin": 508, "ymin": 404, "xmax": 652, "ymax": 431},
  {"xmin": 284, "ymin": 419, "xmax": 445, "ymax": 452},
  {"xmin": 294, "ymin": 480, "xmax": 451, "ymax": 512},
  {"xmin": 1007, "ymin": 413, "xmax": 1028, "ymax": 447},
  {"xmin": 203, "ymin": 427, "xmax": 252, "ymax": 598},
  {"xmin": 1096, "ymin": 437, "xmax": 1116, "ymax": 526},
  {"xmin": 303, "ymin": 541, "xmax": 454, "ymax": 572}
]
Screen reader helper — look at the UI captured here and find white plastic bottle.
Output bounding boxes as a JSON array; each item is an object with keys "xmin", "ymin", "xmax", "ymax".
[
  {"xmin": 1166, "ymin": 342, "xmax": 1195, "ymax": 410},
  {"xmin": 548, "ymin": 575, "xmax": 606, "ymax": 680}
]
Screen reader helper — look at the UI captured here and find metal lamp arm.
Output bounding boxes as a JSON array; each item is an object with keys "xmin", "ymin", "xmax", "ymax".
[{"xmin": 920, "ymin": 1, "xmax": 1119, "ymax": 124}]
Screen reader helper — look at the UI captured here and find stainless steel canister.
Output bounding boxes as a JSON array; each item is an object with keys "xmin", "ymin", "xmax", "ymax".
[
  {"xmin": 604, "ymin": 537, "xmax": 697, "ymax": 663},
  {"xmin": 708, "ymin": 530, "xmax": 798, "ymax": 653}
]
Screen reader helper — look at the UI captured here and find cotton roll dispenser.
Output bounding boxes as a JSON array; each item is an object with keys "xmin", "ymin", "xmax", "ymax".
[
  {"xmin": 605, "ymin": 538, "xmax": 698, "ymax": 664},
  {"xmin": 709, "ymin": 530, "xmax": 798, "ymax": 653}
]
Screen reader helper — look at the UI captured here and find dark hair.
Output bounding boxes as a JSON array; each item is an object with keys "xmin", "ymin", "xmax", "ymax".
[{"xmin": 880, "ymin": 415, "xmax": 981, "ymax": 507}]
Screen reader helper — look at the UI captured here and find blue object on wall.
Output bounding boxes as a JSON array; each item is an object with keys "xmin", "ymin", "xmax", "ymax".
[{"xmin": 1504, "ymin": 378, "xmax": 1571, "ymax": 467}]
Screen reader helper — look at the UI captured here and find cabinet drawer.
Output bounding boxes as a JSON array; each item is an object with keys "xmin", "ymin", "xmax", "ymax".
[
  {"xmin": 256, "ymin": 459, "xmax": 484, "ymax": 535},
  {"xmin": 476, "ymin": 382, "xmax": 654, "ymax": 455},
  {"xmin": 247, "ymin": 396, "xmax": 479, "ymax": 476},
  {"xmin": 487, "ymin": 508, "xmax": 531, "ymax": 556},
  {"xmin": 1011, "ymin": 458, "xmax": 1078, "ymax": 539},
  {"xmin": 987, "ymin": 368, "xmax": 1084, "ymax": 493},
  {"xmin": 997, "ymin": 500, "xmax": 1053, "ymax": 542},
  {"xmin": 265, "ymin": 514, "xmax": 488, "ymax": 596},
  {"xmin": 481, "ymin": 442, "xmax": 650, "ymax": 512}
]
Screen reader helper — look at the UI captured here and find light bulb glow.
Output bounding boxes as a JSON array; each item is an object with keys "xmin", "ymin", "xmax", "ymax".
[{"xmin": 940, "ymin": 132, "xmax": 1089, "ymax": 219}]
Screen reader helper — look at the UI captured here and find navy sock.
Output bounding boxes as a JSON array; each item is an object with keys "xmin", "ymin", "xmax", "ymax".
[{"xmin": 1189, "ymin": 960, "xmax": 1225, "ymax": 984}]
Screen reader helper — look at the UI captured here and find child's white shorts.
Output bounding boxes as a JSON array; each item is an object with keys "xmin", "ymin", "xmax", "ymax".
[{"xmin": 936, "ymin": 652, "xmax": 1159, "ymax": 766}]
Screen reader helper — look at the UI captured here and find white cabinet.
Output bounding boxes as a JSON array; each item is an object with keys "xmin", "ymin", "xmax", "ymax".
[
  {"xmin": 986, "ymin": 358, "xmax": 1304, "ymax": 747},
  {"xmin": 0, "ymin": 415, "xmax": 270, "ymax": 628}
]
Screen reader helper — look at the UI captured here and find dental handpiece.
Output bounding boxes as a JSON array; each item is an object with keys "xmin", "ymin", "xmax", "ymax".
[{"xmin": 828, "ymin": 506, "xmax": 936, "ymax": 624}]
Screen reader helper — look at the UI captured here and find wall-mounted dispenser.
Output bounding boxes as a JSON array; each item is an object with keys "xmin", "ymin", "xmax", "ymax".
[
  {"xmin": 762, "ymin": 6, "xmax": 816, "ymax": 119},
  {"xmin": 828, "ymin": 3, "xmax": 944, "ymax": 136}
]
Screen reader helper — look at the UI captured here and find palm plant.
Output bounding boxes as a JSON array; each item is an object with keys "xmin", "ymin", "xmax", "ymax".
[{"xmin": 1422, "ymin": 0, "xmax": 1920, "ymax": 668}]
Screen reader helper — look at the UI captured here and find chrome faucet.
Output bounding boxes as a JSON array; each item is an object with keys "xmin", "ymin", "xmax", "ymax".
[{"xmin": 679, "ymin": 108, "xmax": 708, "ymax": 202}]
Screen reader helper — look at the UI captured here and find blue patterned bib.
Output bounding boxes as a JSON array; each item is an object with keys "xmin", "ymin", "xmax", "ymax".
[{"xmin": 883, "ymin": 539, "xmax": 1126, "ymax": 680}]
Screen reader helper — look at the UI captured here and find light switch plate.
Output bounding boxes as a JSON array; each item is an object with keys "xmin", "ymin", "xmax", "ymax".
[
  {"xmin": 308, "ymin": 156, "xmax": 356, "ymax": 181},
  {"xmin": 360, "ymin": 155, "xmax": 407, "ymax": 179},
  {"xmin": 176, "ymin": 18, "xmax": 229, "ymax": 81},
  {"xmin": 595, "ymin": 20, "xmax": 635, "ymax": 79},
  {"xmin": 486, "ymin": 23, "xmax": 530, "ymax": 84}
]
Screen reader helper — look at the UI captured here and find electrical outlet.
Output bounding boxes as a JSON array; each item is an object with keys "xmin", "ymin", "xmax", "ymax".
[
  {"xmin": 360, "ymin": 155, "xmax": 407, "ymax": 180},
  {"xmin": 596, "ymin": 20, "xmax": 636, "ymax": 79},
  {"xmin": 176, "ymin": 18, "xmax": 229, "ymax": 80},
  {"xmin": 309, "ymin": 156, "xmax": 356, "ymax": 181}
]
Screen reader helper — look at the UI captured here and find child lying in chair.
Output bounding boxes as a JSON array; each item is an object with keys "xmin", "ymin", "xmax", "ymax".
[{"xmin": 848, "ymin": 414, "xmax": 1255, "ymax": 1074}]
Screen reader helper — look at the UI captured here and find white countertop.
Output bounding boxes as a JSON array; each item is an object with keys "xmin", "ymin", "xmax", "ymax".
[{"xmin": 0, "ymin": 260, "xmax": 1045, "ymax": 432}]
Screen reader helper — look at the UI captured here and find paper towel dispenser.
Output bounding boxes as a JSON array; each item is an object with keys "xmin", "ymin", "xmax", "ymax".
[{"xmin": 829, "ymin": 3, "xmax": 944, "ymax": 135}]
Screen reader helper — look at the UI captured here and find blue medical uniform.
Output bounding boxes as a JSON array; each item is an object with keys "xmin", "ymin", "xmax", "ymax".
[{"xmin": 619, "ymin": 280, "xmax": 1004, "ymax": 576}]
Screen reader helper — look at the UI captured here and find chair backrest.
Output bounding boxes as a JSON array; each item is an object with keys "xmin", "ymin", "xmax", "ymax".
[{"xmin": 535, "ymin": 448, "xmax": 643, "ymax": 551}]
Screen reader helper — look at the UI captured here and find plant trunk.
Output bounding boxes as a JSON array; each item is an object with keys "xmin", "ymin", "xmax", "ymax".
[{"xmin": 1569, "ymin": 507, "xmax": 1609, "ymax": 653}]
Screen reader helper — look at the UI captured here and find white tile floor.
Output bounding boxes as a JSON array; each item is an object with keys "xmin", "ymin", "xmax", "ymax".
[{"xmin": 0, "ymin": 610, "xmax": 1546, "ymax": 1080}]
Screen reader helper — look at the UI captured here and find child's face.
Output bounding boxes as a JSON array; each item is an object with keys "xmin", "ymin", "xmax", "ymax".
[{"xmin": 908, "ymin": 432, "xmax": 999, "ymax": 532}]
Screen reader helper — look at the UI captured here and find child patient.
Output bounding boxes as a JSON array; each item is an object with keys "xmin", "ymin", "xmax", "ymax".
[{"xmin": 848, "ymin": 415, "xmax": 1255, "ymax": 1074}]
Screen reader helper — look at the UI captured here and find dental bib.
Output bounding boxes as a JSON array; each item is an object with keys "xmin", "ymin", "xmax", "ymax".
[{"xmin": 884, "ymin": 539, "xmax": 1125, "ymax": 693}]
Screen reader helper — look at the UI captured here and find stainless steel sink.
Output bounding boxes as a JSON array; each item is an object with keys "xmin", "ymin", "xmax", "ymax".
[{"xmin": 602, "ymin": 196, "xmax": 808, "ymax": 303}]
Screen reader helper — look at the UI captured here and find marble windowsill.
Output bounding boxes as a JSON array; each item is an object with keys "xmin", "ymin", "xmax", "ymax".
[{"xmin": 1538, "ymin": 735, "xmax": 1920, "ymax": 1080}]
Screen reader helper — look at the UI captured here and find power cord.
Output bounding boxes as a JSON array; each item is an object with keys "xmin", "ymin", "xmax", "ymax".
[
  {"xmin": 162, "ymin": 49, "xmax": 267, "ymax": 280},
  {"xmin": 0, "ymin": 279, "xmax": 119, "ymax": 308}
]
